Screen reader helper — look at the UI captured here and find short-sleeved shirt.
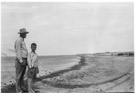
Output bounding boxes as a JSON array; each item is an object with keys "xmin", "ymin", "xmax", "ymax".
[
  {"xmin": 27, "ymin": 52, "xmax": 38, "ymax": 68},
  {"xmin": 14, "ymin": 37, "xmax": 28, "ymax": 62}
]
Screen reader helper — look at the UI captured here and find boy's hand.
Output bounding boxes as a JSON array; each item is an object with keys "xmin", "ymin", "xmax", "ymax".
[{"xmin": 30, "ymin": 68, "xmax": 34, "ymax": 72}]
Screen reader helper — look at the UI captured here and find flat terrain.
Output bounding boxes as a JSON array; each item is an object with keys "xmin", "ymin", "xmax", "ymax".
[{"xmin": 1, "ymin": 55, "xmax": 134, "ymax": 93}]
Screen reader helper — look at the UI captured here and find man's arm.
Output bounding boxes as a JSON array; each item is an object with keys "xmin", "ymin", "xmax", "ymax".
[{"xmin": 15, "ymin": 40, "xmax": 23, "ymax": 63}]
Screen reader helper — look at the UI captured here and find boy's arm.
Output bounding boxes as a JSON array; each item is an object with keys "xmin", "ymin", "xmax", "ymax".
[
  {"xmin": 31, "ymin": 55, "xmax": 38, "ymax": 67},
  {"xmin": 36, "ymin": 58, "xmax": 39, "ymax": 74},
  {"xmin": 36, "ymin": 56, "xmax": 38, "ymax": 67},
  {"xmin": 36, "ymin": 58, "xmax": 38, "ymax": 68},
  {"xmin": 27, "ymin": 53, "xmax": 32, "ymax": 68}
]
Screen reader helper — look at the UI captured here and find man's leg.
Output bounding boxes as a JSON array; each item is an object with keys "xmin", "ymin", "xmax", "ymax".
[
  {"xmin": 20, "ymin": 58, "xmax": 27, "ymax": 91},
  {"xmin": 15, "ymin": 58, "xmax": 23, "ymax": 93},
  {"xmin": 20, "ymin": 65, "xmax": 27, "ymax": 91}
]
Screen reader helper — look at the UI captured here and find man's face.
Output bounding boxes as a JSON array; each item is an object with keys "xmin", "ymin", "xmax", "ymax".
[
  {"xmin": 21, "ymin": 33, "xmax": 27, "ymax": 38},
  {"xmin": 31, "ymin": 45, "xmax": 37, "ymax": 52}
]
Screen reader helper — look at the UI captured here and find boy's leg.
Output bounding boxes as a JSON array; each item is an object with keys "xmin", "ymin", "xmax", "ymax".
[
  {"xmin": 32, "ymin": 73, "xmax": 37, "ymax": 91},
  {"xmin": 33, "ymin": 73, "xmax": 36, "ymax": 83},
  {"xmin": 28, "ymin": 77, "xmax": 35, "ymax": 93},
  {"xmin": 28, "ymin": 68, "xmax": 35, "ymax": 93}
]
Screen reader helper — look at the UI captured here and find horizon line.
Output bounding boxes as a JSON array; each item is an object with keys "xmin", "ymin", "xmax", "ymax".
[{"xmin": 1, "ymin": 51, "xmax": 134, "ymax": 57}]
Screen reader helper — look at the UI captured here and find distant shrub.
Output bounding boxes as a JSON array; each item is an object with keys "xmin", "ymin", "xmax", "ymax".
[
  {"xmin": 117, "ymin": 52, "xmax": 134, "ymax": 56},
  {"xmin": 128, "ymin": 52, "xmax": 134, "ymax": 56},
  {"xmin": 117, "ymin": 53, "xmax": 124, "ymax": 56}
]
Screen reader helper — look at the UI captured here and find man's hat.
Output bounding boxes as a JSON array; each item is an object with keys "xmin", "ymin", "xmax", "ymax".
[{"xmin": 18, "ymin": 28, "xmax": 29, "ymax": 34}]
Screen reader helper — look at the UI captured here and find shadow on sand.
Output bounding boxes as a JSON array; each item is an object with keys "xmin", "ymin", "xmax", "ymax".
[
  {"xmin": 1, "ymin": 56, "xmax": 86, "ymax": 93},
  {"xmin": 38, "ymin": 56, "xmax": 87, "ymax": 80}
]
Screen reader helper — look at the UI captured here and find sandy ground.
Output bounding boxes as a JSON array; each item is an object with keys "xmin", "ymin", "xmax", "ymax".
[{"xmin": 1, "ymin": 55, "xmax": 134, "ymax": 93}]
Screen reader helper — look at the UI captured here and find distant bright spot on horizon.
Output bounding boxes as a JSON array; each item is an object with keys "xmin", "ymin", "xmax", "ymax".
[{"xmin": 1, "ymin": 2, "xmax": 134, "ymax": 56}]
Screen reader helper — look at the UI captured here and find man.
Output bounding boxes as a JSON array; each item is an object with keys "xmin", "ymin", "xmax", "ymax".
[
  {"xmin": 14, "ymin": 28, "xmax": 29, "ymax": 93},
  {"xmin": 27, "ymin": 43, "xmax": 39, "ymax": 93}
]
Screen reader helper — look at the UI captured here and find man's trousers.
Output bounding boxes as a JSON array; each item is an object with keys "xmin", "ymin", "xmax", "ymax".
[{"xmin": 15, "ymin": 58, "xmax": 27, "ymax": 93}]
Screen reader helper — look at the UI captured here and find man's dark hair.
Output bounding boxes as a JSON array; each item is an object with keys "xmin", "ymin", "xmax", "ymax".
[{"xmin": 31, "ymin": 43, "xmax": 37, "ymax": 46}]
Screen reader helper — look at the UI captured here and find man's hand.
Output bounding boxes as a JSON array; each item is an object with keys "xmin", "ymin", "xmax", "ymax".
[
  {"xmin": 20, "ymin": 59, "xmax": 23, "ymax": 63},
  {"xmin": 20, "ymin": 60, "xmax": 25, "ymax": 66},
  {"xmin": 30, "ymin": 68, "xmax": 34, "ymax": 72}
]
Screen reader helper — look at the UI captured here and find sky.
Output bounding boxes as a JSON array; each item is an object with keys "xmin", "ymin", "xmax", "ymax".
[{"xmin": 1, "ymin": 2, "xmax": 134, "ymax": 56}]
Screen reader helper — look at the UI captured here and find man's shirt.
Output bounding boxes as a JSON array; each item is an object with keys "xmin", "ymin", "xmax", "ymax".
[
  {"xmin": 27, "ymin": 52, "xmax": 38, "ymax": 68},
  {"xmin": 14, "ymin": 37, "xmax": 28, "ymax": 62}
]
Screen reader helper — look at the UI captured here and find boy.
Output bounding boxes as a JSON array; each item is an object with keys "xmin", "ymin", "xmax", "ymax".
[{"xmin": 27, "ymin": 43, "xmax": 39, "ymax": 93}]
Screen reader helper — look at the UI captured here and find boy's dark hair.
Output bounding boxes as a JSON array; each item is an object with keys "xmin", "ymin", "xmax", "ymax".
[{"xmin": 31, "ymin": 43, "xmax": 37, "ymax": 46}]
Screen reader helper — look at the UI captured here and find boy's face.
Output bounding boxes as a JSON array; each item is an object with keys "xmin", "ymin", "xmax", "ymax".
[{"xmin": 31, "ymin": 45, "xmax": 37, "ymax": 52}]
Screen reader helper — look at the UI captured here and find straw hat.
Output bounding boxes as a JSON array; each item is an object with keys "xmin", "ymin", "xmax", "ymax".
[{"xmin": 18, "ymin": 28, "xmax": 29, "ymax": 34}]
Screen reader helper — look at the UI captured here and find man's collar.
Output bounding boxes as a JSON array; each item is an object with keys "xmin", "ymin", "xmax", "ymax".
[{"xmin": 19, "ymin": 37, "xmax": 24, "ymax": 41}]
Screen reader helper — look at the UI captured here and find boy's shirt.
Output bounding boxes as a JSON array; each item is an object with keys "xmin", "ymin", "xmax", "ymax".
[{"xmin": 27, "ymin": 51, "xmax": 38, "ymax": 68}]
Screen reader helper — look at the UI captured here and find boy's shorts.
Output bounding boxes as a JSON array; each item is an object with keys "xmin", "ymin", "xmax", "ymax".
[{"xmin": 27, "ymin": 67, "xmax": 39, "ymax": 78}]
